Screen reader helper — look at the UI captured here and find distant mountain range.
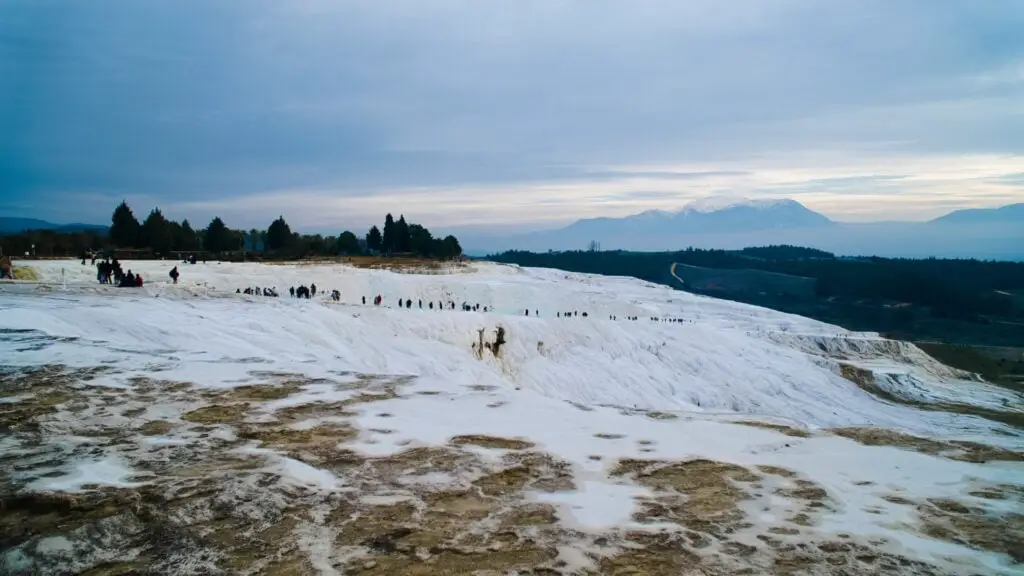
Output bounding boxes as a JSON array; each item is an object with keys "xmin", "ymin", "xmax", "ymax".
[
  {"xmin": 929, "ymin": 203, "xmax": 1024, "ymax": 224},
  {"xmin": 459, "ymin": 199, "xmax": 1024, "ymax": 261},
  {"xmin": 560, "ymin": 197, "xmax": 835, "ymax": 238},
  {"xmin": 0, "ymin": 217, "xmax": 107, "ymax": 235}
]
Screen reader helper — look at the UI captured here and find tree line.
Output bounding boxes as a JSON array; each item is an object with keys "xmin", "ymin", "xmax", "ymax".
[
  {"xmin": 2, "ymin": 201, "xmax": 462, "ymax": 260},
  {"xmin": 490, "ymin": 246, "xmax": 1024, "ymax": 321}
]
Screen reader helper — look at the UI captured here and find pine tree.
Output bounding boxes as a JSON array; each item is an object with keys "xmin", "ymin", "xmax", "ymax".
[
  {"xmin": 396, "ymin": 215, "xmax": 411, "ymax": 253},
  {"xmin": 266, "ymin": 216, "xmax": 293, "ymax": 252},
  {"xmin": 204, "ymin": 217, "xmax": 231, "ymax": 252},
  {"xmin": 109, "ymin": 201, "xmax": 141, "ymax": 248},
  {"xmin": 381, "ymin": 213, "xmax": 395, "ymax": 254},
  {"xmin": 177, "ymin": 219, "xmax": 198, "ymax": 251},
  {"xmin": 140, "ymin": 208, "xmax": 173, "ymax": 255},
  {"xmin": 366, "ymin": 225, "xmax": 382, "ymax": 253}
]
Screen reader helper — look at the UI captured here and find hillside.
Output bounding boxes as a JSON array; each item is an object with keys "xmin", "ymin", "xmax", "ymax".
[
  {"xmin": 490, "ymin": 248, "xmax": 1024, "ymax": 347},
  {"xmin": 931, "ymin": 203, "xmax": 1024, "ymax": 224},
  {"xmin": 1, "ymin": 259, "xmax": 1022, "ymax": 574}
]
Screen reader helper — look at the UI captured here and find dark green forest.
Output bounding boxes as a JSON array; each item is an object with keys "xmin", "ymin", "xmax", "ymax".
[
  {"xmin": 491, "ymin": 246, "xmax": 1024, "ymax": 346},
  {"xmin": 1, "ymin": 202, "xmax": 462, "ymax": 261}
]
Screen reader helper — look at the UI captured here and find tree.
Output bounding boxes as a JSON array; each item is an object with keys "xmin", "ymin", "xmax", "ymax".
[
  {"xmin": 441, "ymin": 235, "xmax": 462, "ymax": 260},
  {"xmin": 204, "ymin": 217, "xmax": 231, "ymax": 252},
  {"xmin": 175, "ymin": 219, "xmax": 199, "ymax": 252},
  {"xmin": 140, "ymin": 208, "xmax": 173, "ymax": 255},
  {"xmin": 396, "ymin": 215, "xmax": 411, "ymax": 253},
  {"xmin": 109, "ymin": 201, "xmax": 141, "ymax": 248},
  {"xmin": 381, "ymin": 213, "xmax": 396, "ymax": 254},
  {"xmin": 407, "ymin": 224, "xmax": 433, "ymax": 256},
  {"xmin": 266, "ymin": 216, "xmax": 293, "ymax": 252},
  {"xmin": 247, "ymin": 228, "xmax": 264, "ymax": 252},
  {"xmin": 366, "ymin": 225, "xmax": 382, "ymax": 253},
  {"xmin": 338, "ymin": 231, "xmax": 361, "ymax": 255}
]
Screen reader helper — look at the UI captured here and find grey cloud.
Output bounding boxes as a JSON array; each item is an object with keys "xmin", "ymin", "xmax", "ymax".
[
  {"xmin": 2, "ymin": 0, "xmax": 1023, "ymax": 224},
  {"xmin": 581, "ymin": 170, "xmax": 752, "ymax": 181},
  {"xmin": 766, "ymin": 175, "xmax": 913, "ymax": 196},
  {"xmin": 593, "ymin": 191, "xmax": 685, "ymax": 201}
]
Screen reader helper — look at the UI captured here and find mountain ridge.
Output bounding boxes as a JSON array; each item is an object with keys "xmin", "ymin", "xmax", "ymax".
[
  {"xmin": 458, "ymin": 198, "xmax": 1024, "ymax": 260},
  {"xmin": 930, "ymin": 203, "xmax": 1024, "ymax": 224},
  {"xmin": 0, "ymin": 217, "xmax": 107, "ymax": 235},
  {"xmin": 560, "ymin": 197, "xmax": 835, "ymax": 239}
]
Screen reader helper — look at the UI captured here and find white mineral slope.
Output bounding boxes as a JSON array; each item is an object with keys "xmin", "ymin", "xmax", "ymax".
[
  {"xmin": 7, "ymin": 259, "xmax": 1021, "ymax": 439},
  {"xmin": 3, "ymin": 260, "xmax": 1023, "ymax": 573}
]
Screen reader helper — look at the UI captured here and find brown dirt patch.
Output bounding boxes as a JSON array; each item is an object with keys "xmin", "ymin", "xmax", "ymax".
[
  {"xmin": 756, "ymin": 465, "xmax": 797, "ymax": 478},
  {"xmin": 333, "ymin": 500, "xmax": 419, "ymax": 548},
  {"xmin": 734, "ymin": 420, "xmax": 811, "ymax": 438},
  {"xmin": 0, "ymin": 488, "xmax": 155, "ymax": 559},
  {"xmin": 219, "ymin": 381, "xmax": 304, "ymax": 401},
  {"xmin": 472, "ymin": 452, "xmax": 575, "ymax": 497},
  {"xmin": 239, "ymin": 423, "xmax": 357, "ymax": 463},
  {"xmin": 181, "ymin": 403, "xmax": 249, "ymax": 424},
  {"xmin": 881, "ymin": 494, "xmax": 915, "ymax": 506},
  {"xmin": 776, "ymin": 479, "xmax": 830, "ymax": 504},
  {"xmin": 594, "ymin": 433, "xmax": 626, "ymax": 440},
  {"xmin": 597, "ymin": 532, "xmax": 700, "ymax": 575},
  {"xmin": 127, "ymin": 377, "xmax": 193, "ymax": 394},
  {"xmin": 343, "ymin": 391, "xmax": 399, "ymax": 407},
  {"xmin": 500, "ymin": 503, "xmax": 558, "ymax": 527},
  {"xmin": 449, "ymin": 434, "xmax": 535, "ymax": 450},
  {"xmin": 343, "ymin": 543, "xmax": 557, "ymax": 576},
  {"xmin": 0, "ymin": 366, "xmax": 108, "ymax": 429},
  {"xmin": 273, "ymin": 401, "xmax": 355, "ymax": 423},
  {"xmin": 641, "ymin": 410, "xmax": 678, "ymax": 420},
  {"xmin": 918, "ymin": 498, "xmax": 1024, "ymax": 563},
  {"xmin": 138, "ymin": 420, "xmax": 175, "ymax": 436},
  {"xmin": 968, "ymin": 484, "xmax": 1024, "ymax": 501},
  {"xmin": 831, "ymin": 426, "xmax": 1024, "ymax": 463},
  {"xmin": 612, "ymin": 458, "xmax": 759, "ymax": 536}
]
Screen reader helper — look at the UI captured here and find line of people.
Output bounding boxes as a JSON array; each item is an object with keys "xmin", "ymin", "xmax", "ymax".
[
  {"xmin": 238, "ymin": 286, "xmax": 279, "ymax": 297},
  {"xmin": 237, "ymin": 282, "xmax": 694, "ymax": 325}
]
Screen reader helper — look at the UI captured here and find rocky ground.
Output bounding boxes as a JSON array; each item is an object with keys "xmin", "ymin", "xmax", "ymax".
[{"xmin": 2, "ymin": 364, "xmax": 1021, "ymax": 575}]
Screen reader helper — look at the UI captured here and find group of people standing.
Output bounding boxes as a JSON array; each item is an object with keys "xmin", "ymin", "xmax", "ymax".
[
  {"xmin": 290, "ymin": 283, "xmax": 317, "ymax": 299},
  {"xmin": 94, "ymin": 258, "xmax": 144, "ymax": 287}
]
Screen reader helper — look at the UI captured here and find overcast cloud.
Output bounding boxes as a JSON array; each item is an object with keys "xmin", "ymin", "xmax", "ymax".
[{"xmin": 1, "ymin": 0, "xmax": 1022, "ymax": 232}]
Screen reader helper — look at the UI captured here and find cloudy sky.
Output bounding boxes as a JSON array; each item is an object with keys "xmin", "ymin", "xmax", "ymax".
[{"xmin": 2, "ymin": 0, "xmax": 1022, "ymax": 233}]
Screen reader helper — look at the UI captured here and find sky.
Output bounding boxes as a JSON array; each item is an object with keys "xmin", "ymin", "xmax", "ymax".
[{"xmin": 1, "ymin": 0, "xmax": 1023, "ymax": 234}]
